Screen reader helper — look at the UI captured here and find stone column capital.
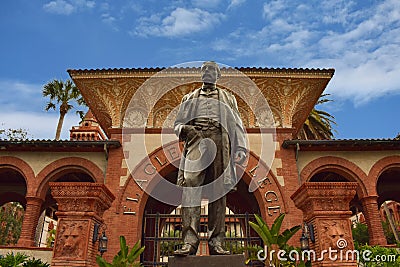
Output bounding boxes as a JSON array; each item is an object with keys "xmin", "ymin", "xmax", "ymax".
[
  {"xmin": 25, "ymin": 196, "xmax": 44, "ymax": 205},
  {"xmin": 360, "ymin": 195, "xmax": 379, "ymax": 204}
]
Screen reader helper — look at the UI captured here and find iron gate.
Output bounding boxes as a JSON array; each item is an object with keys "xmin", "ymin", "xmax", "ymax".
[{"xmin": 142, "ymin": 210, "xmax": 263, "ymax": 266}]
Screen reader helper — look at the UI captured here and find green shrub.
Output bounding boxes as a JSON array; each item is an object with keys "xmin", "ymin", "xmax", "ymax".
[
  {"xmin": 22, "ymin": 258, "xmax": 50, "ymax": 267},
  {"xmin": 352, "ymin": 222, "xmax": 370, "ymax": 245},
  {"xmin": 355, "ymin": 244, "xmax": 400, "ymax": 267},
  {"xmin": 382, "ymin": 220, "xmax": 400, "ymax": 245},
  {"xmin": 96, "ymin": 236, "xmax": 145, "ymax": 267},
  {"xmin": 0, "ymin": 252, "xmax": 28, "ymax": 267},
  {"xmin": 0, "ymin": 253, "xmax": 49, "ymax": 267}
]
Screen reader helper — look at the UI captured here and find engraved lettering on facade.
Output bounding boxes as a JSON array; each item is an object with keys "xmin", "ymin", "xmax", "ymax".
[
  {"xmin": 168, "ymin": 147, "xmax": 180, "ymax": 160},
  {"xmin": 249, "ymin": 165, "xmax": 259, "ymax": 177},
  {"xmin": 144, "ymin": 163, "xmax": 156, "ymax": 175},
  {"xmin": 267, "ymin": 206, "xmax": 281, "ymax": 216},
  {"xmin": 257, "ymin": 176, "xmax": 272, "ymax": 188},
  {"xmin": 265, "ymin": 191, "xmax": 278, "ymax": 203},
  {"xmin": 154, "ymin": 155, "xmax": 167, "ymax": 166}
]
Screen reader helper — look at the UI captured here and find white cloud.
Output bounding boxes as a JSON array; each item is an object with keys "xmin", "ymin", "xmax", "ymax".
[
  {"xmin": 133, "ymin": 7, "xmax": 225, "ymax": 37},
  {"xmin": 228, "ymin": 0, "xmax": 246, "ymax": 9},
  {"xmin": 263, "ymin": 0, "xmax": 287, "ymax": 20},
  {"xmin": 0, "ymin": 80, "xmax": 44, "ymax": 111},
  {"xmin": 213, "ymin": 0, "xmax": 400, "ymax": 104},
  {"xmin": 101, "ymin": 13, "xmax": 119, "ymax": 31},
  {"xmin": 43, "ymin": 0, "xmax": 95, "ymax": 15},
  {"xmin": 43, "ymin": 0, "xmax": 74, "ymax": 15}
]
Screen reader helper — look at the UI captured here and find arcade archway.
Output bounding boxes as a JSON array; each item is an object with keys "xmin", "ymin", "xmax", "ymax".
[
  {"xmin": 302, "ymin": 156, "xmax": 387, "ymax": 245},
  {"xmin": 140, "ymin": 166, "xmax": 263, "ymax": 266},
  {"xmin": 376, "ymin": 167, "xmax": 400, "ymax": 244},
  {"xmin": 119, "ymin": 140, "xmax": 288, "ymax": 266}
]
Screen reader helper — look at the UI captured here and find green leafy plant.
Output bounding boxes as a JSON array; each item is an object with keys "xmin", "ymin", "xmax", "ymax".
[
  {"xmin": 355, "ymin": 243, "xmax": 400, "ymax": 267},
  {"xmin": 46, "ymin": 229, "xmax": 56, "ymax": 248},
  {"xmin": 0, "ymin": 202, "xmax": 24, "ymax": 245},
  {"xmin": 241, "ymin": 244, "xmax": 264, "ymax": 265},
  {"xmin": 160, "ymin": 229, "xmax": 181, "ymax": 257},
  {"xmin": 352, "ymin": 222, "xmax": 370, "ymax": 245},
  {"xmin": 0, "ymin": 252, "xmax": 29, "ymax": 267},
  {"xmin": 22, "ymin": 258, "xmax": 50, "ymax": 267},
  {"xmin": 249, "ymin": 213, "xmax": 301, "ymax": 267},
  {"xmin": 382, "ymin": 220, "xmax": 400, "ymax": 245},
  {"xmin": 96, "ymin": 236, "xmax": 145, "ymax": 267}
]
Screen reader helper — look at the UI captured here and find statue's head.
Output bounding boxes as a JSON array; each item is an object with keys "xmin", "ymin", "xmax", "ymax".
[{"xmin": 201, "ymin": 61, "xmax": 221, "ymax": 84}]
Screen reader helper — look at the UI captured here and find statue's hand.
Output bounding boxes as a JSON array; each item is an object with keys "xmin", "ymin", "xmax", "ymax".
[
  {"xmin": 235, "ymin": 150, "xmax": 247, "ymax": 165},
  {"xmin": 180, "ymin": 125, "xmax": 198, "ymax": 141}
]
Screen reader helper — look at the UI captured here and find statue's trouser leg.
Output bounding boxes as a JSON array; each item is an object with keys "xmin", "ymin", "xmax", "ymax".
[
  {"xmin": 181, "ymin": 132, "xmax": 205, "ymax": 249},
  {"xmin": 208, "ymin": 195, "xmax": 226, "ymax": 248},
  {"xmin": 181, "ymin": 127, "xmax": 227, "ymax": 249},
  {"xmin": 203, "ymin": 128, "xmax": 227, "ymax": 249}
]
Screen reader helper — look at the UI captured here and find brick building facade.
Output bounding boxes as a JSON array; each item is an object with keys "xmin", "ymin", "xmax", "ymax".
[{"xmin": 0, "ymin": 67, "xmax": 399, "ymax": 266}]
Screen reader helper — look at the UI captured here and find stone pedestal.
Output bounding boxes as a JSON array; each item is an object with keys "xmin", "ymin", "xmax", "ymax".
[
  {"xmin": 291, "ymin": 182, "xmax": 358, "ymax": 267},
  {"xmin": 49, "ymin": 182, "xmax": 115, "ymax": 267},
  {"xmin": 168, "ymin": 254, "xmax": 246, "ymax": 267}
]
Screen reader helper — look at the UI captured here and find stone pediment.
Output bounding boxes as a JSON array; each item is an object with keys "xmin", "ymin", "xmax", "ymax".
[{"xmin": 68, "ymin": 67, "xmax": 334, "ymax": 137}]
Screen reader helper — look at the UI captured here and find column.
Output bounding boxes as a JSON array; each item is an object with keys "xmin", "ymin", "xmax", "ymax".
[
  {"xmin": 361, "ymin": 196, "xmax": 387, "ymax": 245},
  {"xmin": 291, "ymin": 182, "xmax": 358, "ymax": 267},
  {"xmin": 18, "ymin": 196, "xmax": 44, "ymax": 247},
  {"xmin": 49, "ymin": 182, "xmax": 115, "ymax": 267}
]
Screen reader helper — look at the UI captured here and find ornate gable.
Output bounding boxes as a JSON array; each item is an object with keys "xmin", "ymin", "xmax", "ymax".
[{"xmin": 68, "ymin": 67, "xmax": 334, "ymax": 137}]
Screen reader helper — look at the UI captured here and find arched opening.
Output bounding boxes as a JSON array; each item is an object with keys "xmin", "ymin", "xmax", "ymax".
[
  {"xmin": 141, "ymin": 167, "xmax": 262, "ymax": 266},
  {"xmin": 0, "ymin": 167, "xmax": 27, "ymax": 245},
  {"xmin": 377, "ymin": 167, "xmax": 400, "ymax": 244}
]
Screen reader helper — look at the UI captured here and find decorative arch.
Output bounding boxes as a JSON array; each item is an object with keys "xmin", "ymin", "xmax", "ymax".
[
  {"xmin": 300, "ymin": 156, "xmax": 369, "ymax": 198},
  {"xmin": 35, "ymin": 157, "xmax": 104, "ymax": 199},
  {"xmin": 0, "ymin": 156, "xmax": 34, "ymax": 194},
  {"xmin": 119, "ymin": 140, "xmax": 288, "ymax": 224},
  {"xmin": 368, "ymin": 155, "xmax": 400, "ymax": 196}
]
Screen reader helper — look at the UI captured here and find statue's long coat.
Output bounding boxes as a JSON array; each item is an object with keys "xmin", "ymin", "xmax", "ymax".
[{"xmin": 174, "ymin": 88, "xmax": 247, "ymax": 187}]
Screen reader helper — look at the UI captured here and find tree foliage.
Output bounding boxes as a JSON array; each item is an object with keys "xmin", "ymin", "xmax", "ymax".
[
  {"xmin": 0, "ymin": 125, "xmax": 30, "ymax": 140},
  {"xmin": 297, "ymin": 94, "xmax": 336, "ymax": 140},
  {"xmin": 42, "ymin": 79, "xmax": 86, "ymax": 140},
  {"xmin": 352, "ymin": 222, "xmax": 370, "ymax": 245},
  {"xmin": 0, "ymin": 202, "xmax": 24, "ymax": 245}
]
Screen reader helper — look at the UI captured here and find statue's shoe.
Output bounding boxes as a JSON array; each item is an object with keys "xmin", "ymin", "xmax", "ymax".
[
  {"xmin": 209, "ymin": 246, "xmax": 230, "ymax": 255},
  {"xmin": 173, "ymin": 244, "xmax": 197, "ymax": 257}
]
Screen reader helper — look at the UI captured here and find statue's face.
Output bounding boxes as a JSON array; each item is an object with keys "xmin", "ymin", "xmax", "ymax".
[{"xmin": 201, "ymin": 63, "xmax": 219, "ymax": 84}]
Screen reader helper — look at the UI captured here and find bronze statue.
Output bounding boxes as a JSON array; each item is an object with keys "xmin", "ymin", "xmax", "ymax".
[{"xmin": 173, "ymin": 61, "xmax": 247, "ymax": 256}]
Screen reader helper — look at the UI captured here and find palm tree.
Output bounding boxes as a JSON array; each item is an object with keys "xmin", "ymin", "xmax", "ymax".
[
  {"xmin": 296, "ymin": 94, "xmax": 336, "ymax": 140},
  {"xmin": 42, "ymin": 79, "xmax": 85, "ymax": 140}
]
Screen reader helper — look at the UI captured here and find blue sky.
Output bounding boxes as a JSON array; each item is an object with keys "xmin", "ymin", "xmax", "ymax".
[{"xmin": 0, "ymin": 0, "xmax": 399, "ymax": 139}]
